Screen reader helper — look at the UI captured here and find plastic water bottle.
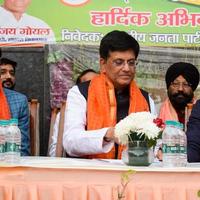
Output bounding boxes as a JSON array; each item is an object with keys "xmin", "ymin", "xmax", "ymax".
[
  {"xmin": 178, "ymin": 123, "xmax": 187, "ymax": 167},
  {"xmin": 162, "ymin": 120, "xmax": 180, "ymax": 167},
  {"xmin": 0, "ymin": 120, "xmax": 8, "ymax": 162},
  {"xmin": 5, "ymin": 119, "xmax": 21, "ymax": 163}
]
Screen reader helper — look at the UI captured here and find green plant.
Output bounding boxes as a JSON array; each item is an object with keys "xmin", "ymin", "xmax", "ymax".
[
  {"xmin": 117, "ymin": 170, "xmax": 135, "ymax": 200},
  {"xmin": 197, "ymin": 190, "xmax": 200, "ymax": 197}
]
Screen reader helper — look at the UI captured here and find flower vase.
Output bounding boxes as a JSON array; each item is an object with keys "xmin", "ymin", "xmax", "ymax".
[{"xmin": 122, "ymin": 140, "xmax": 153, "ymax": 166}]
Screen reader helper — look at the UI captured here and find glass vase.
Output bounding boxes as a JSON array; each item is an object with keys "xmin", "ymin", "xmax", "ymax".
[{"xmin": 122, "ymin": 140, "xmax": 153, "ymax": 166}]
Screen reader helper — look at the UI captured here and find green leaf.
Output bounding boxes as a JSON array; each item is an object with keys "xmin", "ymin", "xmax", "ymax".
[
  {"xmin": 128, "ymin": 130, "xmax": 162, "ymax": 148},
  {"xmin": 47, "ymin": 51, "xmax": 65, "ymax": 64},
  {"xmin": 129, "ymin": 131, "xmax": 145, "ymax": 141},
  {"xmin": 197, "ymin": 190, "xmax": 200, "ymax": 197},
  {"xmin": 121, "ymin": 169, "xmax": 135, "ymax": 182},
  {"xmin": 147, "ymin": 138, "xmax": 156, "ymax": 148}
]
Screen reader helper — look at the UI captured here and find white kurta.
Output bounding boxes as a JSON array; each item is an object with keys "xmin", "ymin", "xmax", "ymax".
[{"xmin": 50, "ymin": 85, "xmax": 157, "ymax": 157}]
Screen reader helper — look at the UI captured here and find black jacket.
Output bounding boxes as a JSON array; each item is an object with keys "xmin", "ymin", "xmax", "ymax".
[{"xmin": 187, "ymin": 99, "xmax": 200, "ymax": 162}]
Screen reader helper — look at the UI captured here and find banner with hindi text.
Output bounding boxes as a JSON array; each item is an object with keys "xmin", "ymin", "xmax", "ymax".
[{"xmin": 0, "ymin": 0, "xmax": 199, "ymax": 47}]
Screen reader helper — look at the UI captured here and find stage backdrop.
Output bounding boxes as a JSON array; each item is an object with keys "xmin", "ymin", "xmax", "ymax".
[
  {"xmin": 47, "ymin": 45, "xmax": 200, "ymax": 111},
  {"xmin": 1, "ymin": 0, "xmax": 200, "ymax": 155}
]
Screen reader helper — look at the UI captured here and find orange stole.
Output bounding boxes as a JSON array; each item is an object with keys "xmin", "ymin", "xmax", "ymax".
[
  {"xmin": 0, "ymin": 82, "xmax": 11, "ymax": 120},
  {"xmin": 86, "ymin": 74, "xmax": 149, "ymax": 159}
]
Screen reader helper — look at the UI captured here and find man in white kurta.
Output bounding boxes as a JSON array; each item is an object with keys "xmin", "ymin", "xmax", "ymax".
[
  {"xmin": 49, "ymin": 69, "xmax": 99, "ymax": 157},
  {"xmin": 62, "ymin": 30, "xmax": 157, "ymax": 159},
  {"xmin": 63, "ymin": 85, "xmax": 156, "ymax": 157}
]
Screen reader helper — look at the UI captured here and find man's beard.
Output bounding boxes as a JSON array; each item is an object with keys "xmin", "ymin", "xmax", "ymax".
[
  {"xmin": 168, "ymin": 91, "xmax": 194, "ymax": 111},
  {"xmin": 2, "ymin": 79, "xmax": 15, "ymax": 90}
]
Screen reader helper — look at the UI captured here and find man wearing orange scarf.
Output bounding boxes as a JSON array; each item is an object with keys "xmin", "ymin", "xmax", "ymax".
[
  {"xmin": 63, "ymin": 30, "xmax": 156, "ymax": 159},
  {"xmin": 156, "ymin": 62, "xmax": 199, "ymax": 161},
  {"xmin": 0, "ymin": 48, "xmax": 30, "ymax": 156},
  {"xmin": 0, "ymin": 80, "xmax": 11, "ymax": 120},
  {"xmin": 159, "ymin": 62, "xmax": 199, "ymax": 125}
]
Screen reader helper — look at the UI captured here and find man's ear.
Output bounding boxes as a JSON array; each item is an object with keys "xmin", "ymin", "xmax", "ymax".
[{"xmin": 100, "ymin": 58, "xmax": 106, "ymax": 73}]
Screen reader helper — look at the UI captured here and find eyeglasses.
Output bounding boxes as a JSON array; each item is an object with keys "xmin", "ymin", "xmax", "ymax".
[
  {"xmin": 170, "ymin": 81, "xmax": 192, "ymax": 89},
  {"xmin": 111, "ymin": 59, "xmax": 138, "ymax": 68}
]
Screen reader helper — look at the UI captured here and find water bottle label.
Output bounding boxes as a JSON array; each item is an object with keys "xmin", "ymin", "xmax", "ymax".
[
  {"xmin": 5, "ymin": 142, "xmax": 20, "ymax": 153},
  {"xmin": 180, "ymin": 146, "xmax": 186, "ymax": 154},
  {"xmin": 163, "ymin": 144, "xmax": 179, "ymax": 153},
  {"xmin": 0, "ymin": 144, "xmax": 5, "ymax": 153}
]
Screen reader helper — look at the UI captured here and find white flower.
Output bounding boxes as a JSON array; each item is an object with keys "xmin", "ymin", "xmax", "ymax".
[{"xmin": 115, "ymin": 112, "xmax": 162, "ymax": 145}]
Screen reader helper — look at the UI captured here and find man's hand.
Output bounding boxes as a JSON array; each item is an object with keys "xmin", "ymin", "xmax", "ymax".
[
  {"xmin": 156, "ymin": 148, "xmax": 163, "ymax": 161},
  {"xmin": 103, "ymin": 127, "xmax": 119, "ymax": 144}
]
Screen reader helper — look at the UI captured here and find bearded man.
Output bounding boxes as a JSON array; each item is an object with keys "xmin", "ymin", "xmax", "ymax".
[
  {"xmin": 0, "ymin": 58, "xmax": 17, "ymax": 90},
  {"xmin": 0, "ymin": 48, "xmax": 30, "ymax": 156},
  {"xmin": 159, "ymin": 62, "xmax": 199, "ymax": 125},
  {"xmin": 155, "ymin": 62, "xmax": 199, "ymax": 161}
]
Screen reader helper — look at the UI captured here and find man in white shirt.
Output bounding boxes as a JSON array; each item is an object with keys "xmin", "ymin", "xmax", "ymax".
[
  {"xmin": 0, "ymin": 0, "xmax": 55, "ymax": 45},
  {"xmin": 48, "ymin": 69, "xmax": 98, "ymax": 157},
  {"xmin": 63, "ymin": 30, "xmax": 156, "ymax": 159}
]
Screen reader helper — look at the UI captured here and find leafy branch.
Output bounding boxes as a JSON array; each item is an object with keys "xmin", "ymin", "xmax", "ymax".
[
  {"xmin": 117, "ymin": 170, "xmax": 135, "ymax": 200},
  {"xmin": 197, "ymin": 190, "xmax": 200, "ymax": 198}
]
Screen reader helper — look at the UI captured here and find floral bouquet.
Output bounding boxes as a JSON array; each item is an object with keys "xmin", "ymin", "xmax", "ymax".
[{"xmin": 115, "ymin": 112, "xmax": 164, "ymax": 148}]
